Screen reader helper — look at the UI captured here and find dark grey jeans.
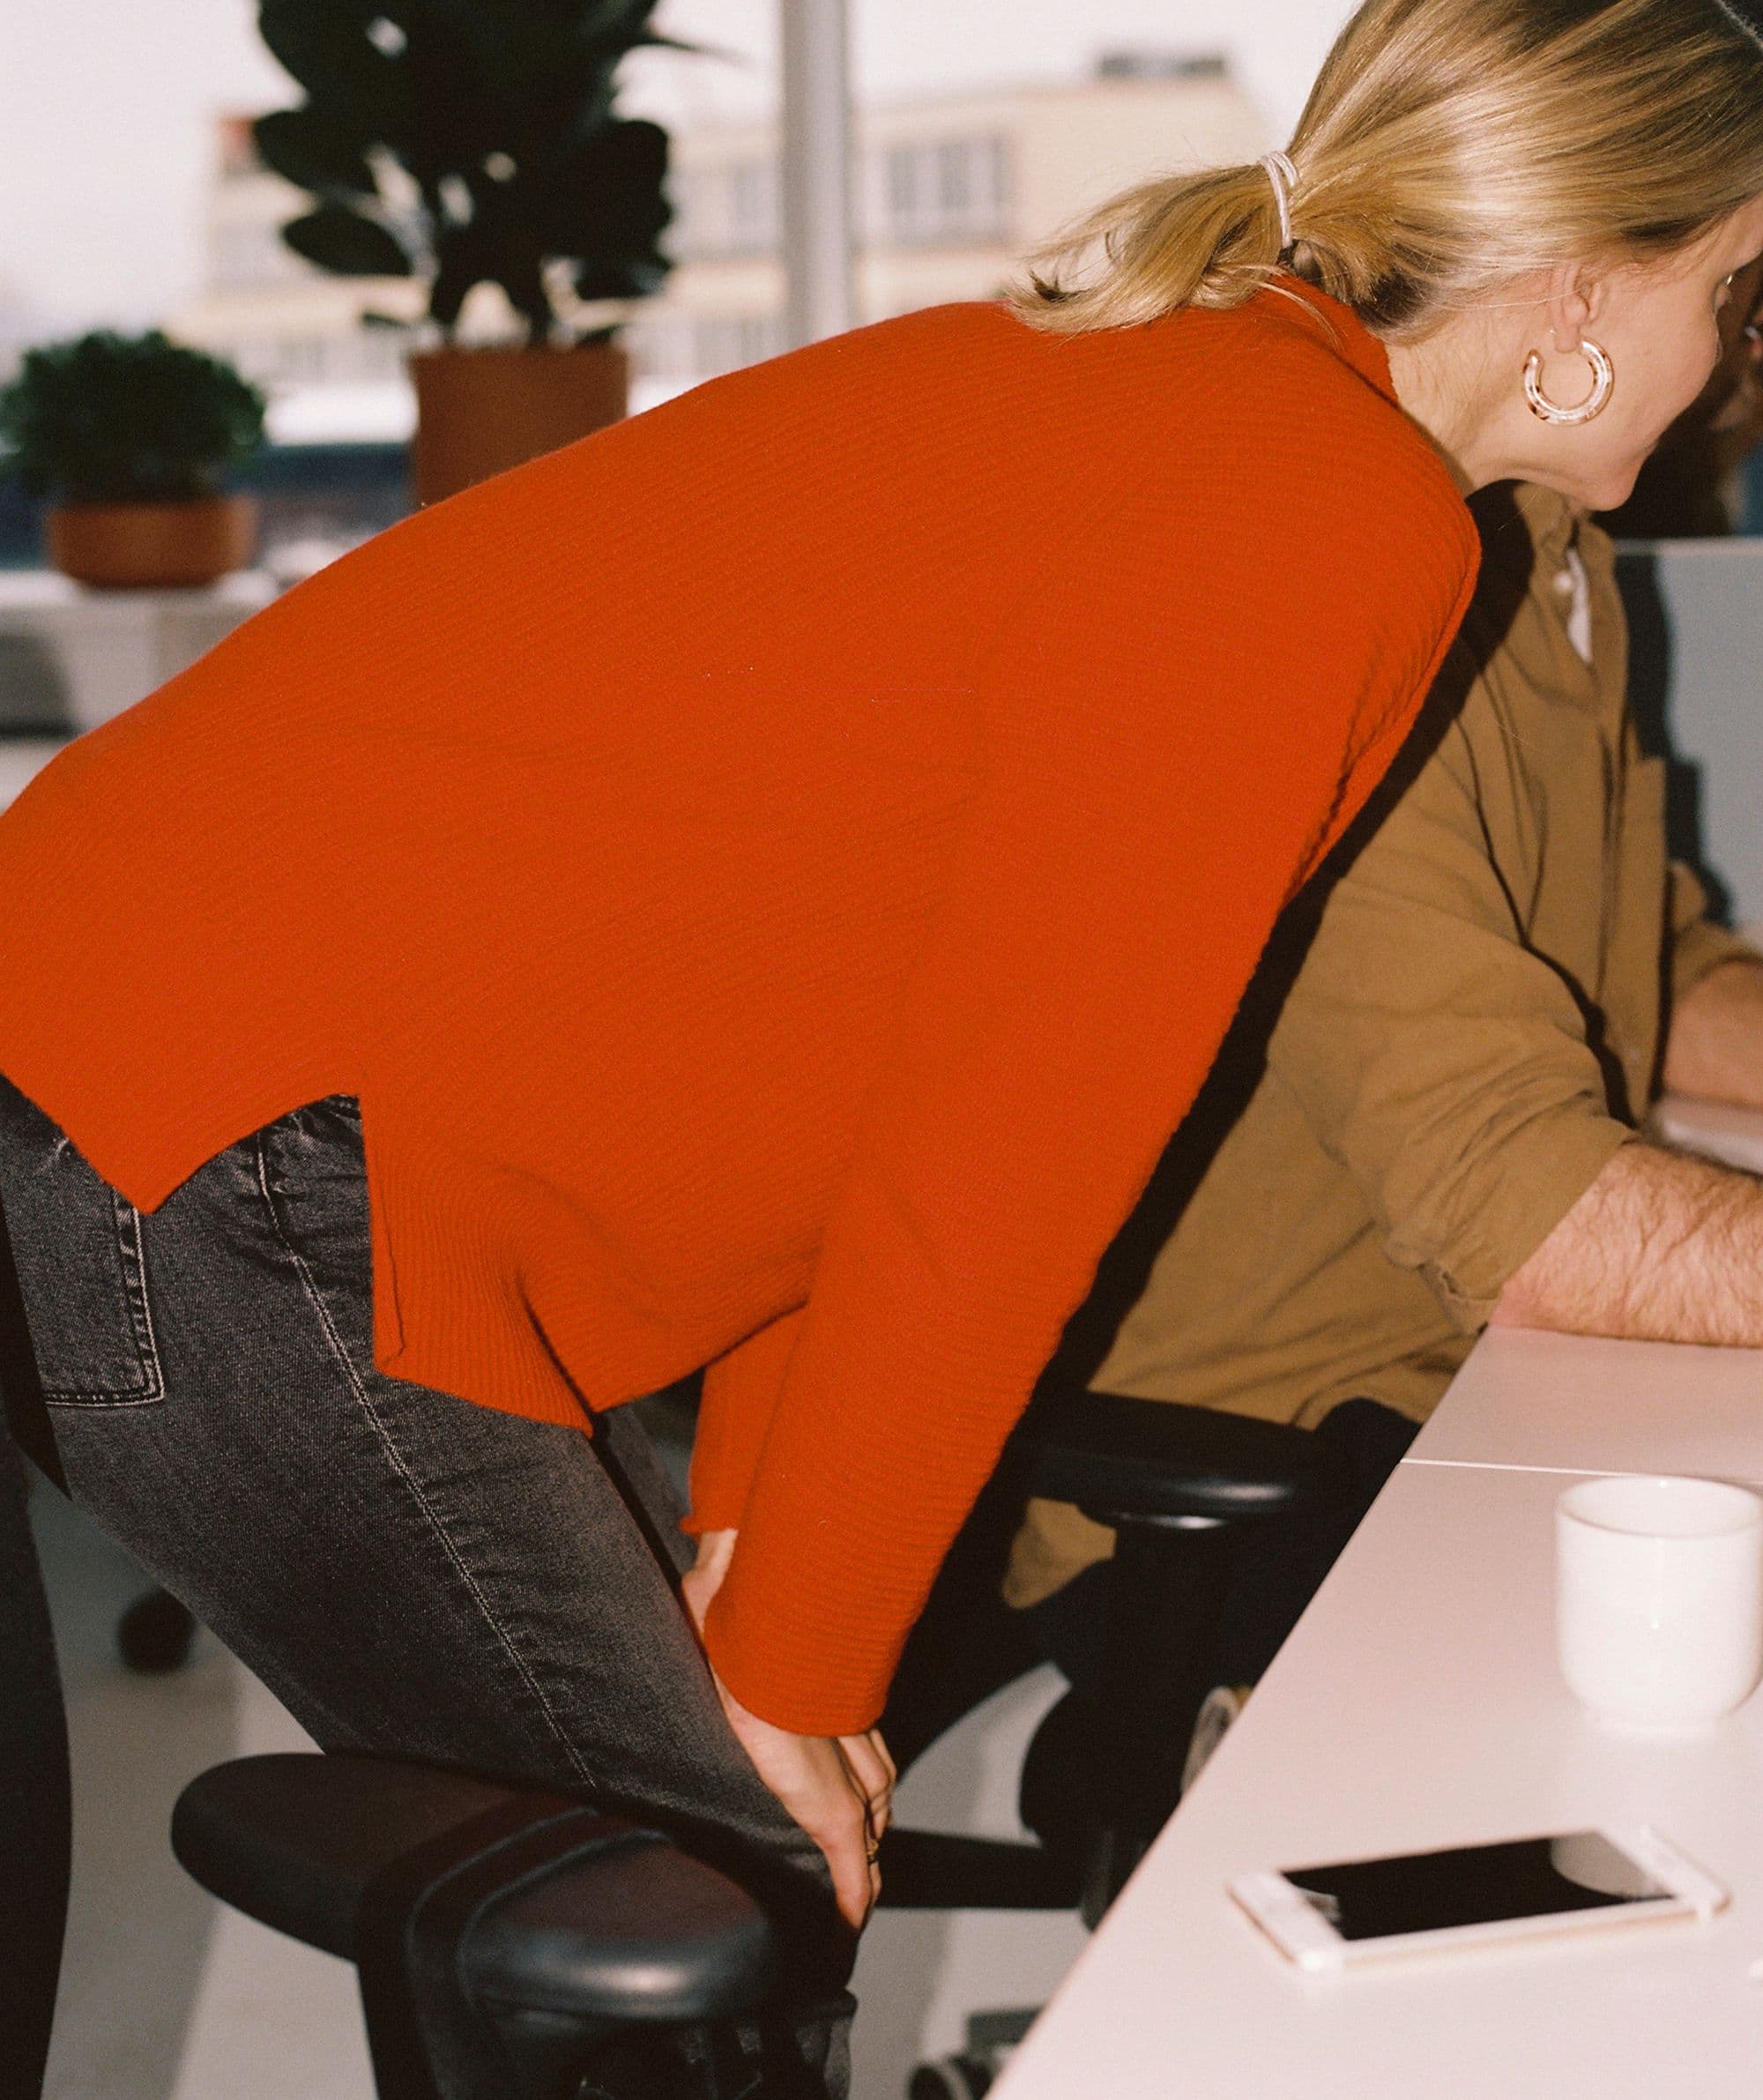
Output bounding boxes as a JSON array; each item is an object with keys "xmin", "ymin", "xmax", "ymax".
[{"xmin": 0, "ymin": 1081, "xmax": 851, "ymax": 2096}]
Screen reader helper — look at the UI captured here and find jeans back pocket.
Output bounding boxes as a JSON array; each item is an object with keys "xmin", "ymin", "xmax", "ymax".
[{"xmin": 0, "ymin": 1088, "xmax": 163, "ymax": 1408}]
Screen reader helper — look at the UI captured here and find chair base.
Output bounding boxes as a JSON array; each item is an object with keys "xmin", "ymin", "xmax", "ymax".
[
  {"xmin": 874, "ymin": 1828, "xmax": 1080, "ymax": 1912},
  {"xmin": 116, "ymin": 1588, "xmax": 197, "ymax": 1674},
  {"xmin": 908, "ymin": 2009, "xmax": 1036, "ymax": 2100}
]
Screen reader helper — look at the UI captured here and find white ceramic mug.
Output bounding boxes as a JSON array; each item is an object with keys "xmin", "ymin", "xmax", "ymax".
[{"xmin": 1557, "ymin": 1475, "xmax": 1763, "ymax": 1731}]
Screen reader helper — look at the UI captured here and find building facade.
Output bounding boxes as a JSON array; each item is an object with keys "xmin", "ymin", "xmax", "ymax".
[
  {"xmin": 632, "ymin": 54, "xmax": 1268, "ymax": 384},
  {"xmin": 170, "ymin": 55, "xmax": 1268, "ymax": 427}
]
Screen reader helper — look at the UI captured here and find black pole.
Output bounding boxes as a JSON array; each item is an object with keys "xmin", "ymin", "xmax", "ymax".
[
  {"xmin": 0, "ymin": 1190, "xmax": 70, "ymax": 2098},
  {"xmin": 0, "ymin": 1426, "xmax": 69, "ymax": 2097}
]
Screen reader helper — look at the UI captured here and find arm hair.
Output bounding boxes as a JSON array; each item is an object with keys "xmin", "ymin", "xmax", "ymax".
[{"xmin": 1493, "ymin": 1139, "xmax": 1763, "ymax": 1345}]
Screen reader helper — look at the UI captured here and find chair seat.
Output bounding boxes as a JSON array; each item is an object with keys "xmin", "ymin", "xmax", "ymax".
[
  {"xmin": 173, "ymin": 1753, "xmax": 777, "ymax": 2027},
  {"xmin": 1028, "ymin": 1390, "xmax": 1353, "ymax": 1525}
]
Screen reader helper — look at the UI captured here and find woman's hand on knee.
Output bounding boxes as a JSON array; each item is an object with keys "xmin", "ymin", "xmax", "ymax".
[
  {"xmin": 710, "ymin": 1671, "xmax": 889, "ymax": 1929},
  {"xmin": 683, "ymin": 1528, "xmax": 896, "ymax": 1927},
  {"xmin": 838, "ymin": 1724, "xmax": 896, "ymax": 1841}
]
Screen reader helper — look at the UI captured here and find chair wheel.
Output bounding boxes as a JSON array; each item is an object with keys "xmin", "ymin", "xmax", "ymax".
[
  {"xmin": 117, "ymin": 1588, "xmax": 197, "ymax": 1673},
  {"xmin": 909, "ymin": 2055, "xmax": 996, "ymax": 2100}
]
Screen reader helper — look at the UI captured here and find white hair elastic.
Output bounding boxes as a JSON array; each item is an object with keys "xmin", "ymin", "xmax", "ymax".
[
  {"xmin": 1260, "ymin": 150, "xmax": 1298, "ymax": 251},
  {"xmin": 1709, "ymin": 0, "xmax": 1763, "ymax": 52}
]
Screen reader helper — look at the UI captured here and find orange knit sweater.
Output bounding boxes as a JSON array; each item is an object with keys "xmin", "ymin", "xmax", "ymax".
[{"xmin": 0, "ymin": 285, "xmax": 1477, "ymax": 1733}]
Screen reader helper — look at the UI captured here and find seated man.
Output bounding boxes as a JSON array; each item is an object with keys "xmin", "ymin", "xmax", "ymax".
[{"xmin": 1008, "ymin": 266, "xmax": 1763, "ymax": 1732}]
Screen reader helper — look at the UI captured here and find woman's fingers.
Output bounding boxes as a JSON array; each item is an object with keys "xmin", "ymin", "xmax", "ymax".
[
  {"xmin": 702, "ymin": 1653, "xmax": 896, "ymax": 1925},
  {"xmin": 838, "ymin": 1728, "xmax": 896, "ymax": 1833},
  {"xmin": 680, "ymin": 1528, "xmax": 739, "ymax": 1635},
  {"xmin": 837, "ymin": 1739, "xmax": 887, "ymax": 1915},
  {"xmin": 712, "ymin": 1671, "xmax": 880, "ymax": 1929},
  {"xmin": 827, "ymin": 1763, "xmax": 882, "ymax": 1923},
  {"xmin": 786, "ymin": 1740, "xmax": 875, "ymax": 1928}
]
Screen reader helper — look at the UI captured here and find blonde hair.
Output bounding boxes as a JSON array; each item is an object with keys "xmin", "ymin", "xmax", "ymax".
[{"xmin": 1013, "ymin": 0, "xmax": 1763, "ymax": 339}]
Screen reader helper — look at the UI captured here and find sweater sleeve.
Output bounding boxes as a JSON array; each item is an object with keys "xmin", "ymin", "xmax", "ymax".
[
  {"xmin": 688, "ymin": 1310, "xmax": 802, "ymax": 1537},
  {"xmin": 703, "ymin": 421, "xmax": 1480, "ymax": 1735}
]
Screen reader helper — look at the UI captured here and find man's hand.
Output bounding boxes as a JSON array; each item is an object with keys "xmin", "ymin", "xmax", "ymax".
[
  {"xmin": 681, "ymin": 1529, "xmax": 896, "ymax": 1929},
  {"xmin": 1663, "ymin": 959, "xmax": 1763, "ymax": 1111}
]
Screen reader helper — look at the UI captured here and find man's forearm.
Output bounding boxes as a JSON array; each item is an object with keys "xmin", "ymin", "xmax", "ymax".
[{"xmin": 1492, "ymin": 1140, "xmax": 1763, "ymax": 1346}]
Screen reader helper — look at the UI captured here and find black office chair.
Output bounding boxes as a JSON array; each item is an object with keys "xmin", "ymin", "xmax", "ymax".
[
  {"xmin": 172, "ymin": 1385, "xmax": 1351, "ymax": 2100},
  {"xmin": 888, "ymin": 1387, "xmax": 1350, "ymax": 1910},
  {"xmin": 174, "ymin": 1753, "xmax": 781, "ymax": 2100},
  {"xmin": 118, "ymin": 1583, "xmax": 198, "ymax": 1672},
  {"xmin": 879, "ymin": 1384, "xmax": 1352, "ymax": 2097}
]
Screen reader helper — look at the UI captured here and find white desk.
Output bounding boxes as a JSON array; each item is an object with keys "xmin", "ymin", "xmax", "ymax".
[
  {"xmin": 996, "ymin": 1462, "xmax": 1763, "ymax": 2098},
  {"xmin": 0, "ymin": 570, "xmax": 274, "ymax": 739},
  {"xmin": 997, "ymin": 1097, "xmax": 1763, "ymax": 2098},
  {"xmin": 1402, "ymin": 1096, "xmax": 1763, "ymax": 1478},
  {"xmin": 1407, "ymin": 1326, "xmax": 1763, "ymax": 1483},
  {"xmin": 1655, "ymin": 1091, "xmax": 1763, "ymax": 1177}
]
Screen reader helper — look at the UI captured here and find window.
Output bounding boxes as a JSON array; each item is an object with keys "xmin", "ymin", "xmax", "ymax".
[
  {"xmin": 693, "ymin": 312, "xmax": 785, "ymax": 377},
  {"xmin": 727, "ymin": 160, "xmax": 781, "ymax": 253},
  {"xmin": 669, "ymin": 160, "xmax": 782, "ymax": 260},
  {"xmin": 874, "ymin": 135, "xmax": 1010, "ymax": 249}
]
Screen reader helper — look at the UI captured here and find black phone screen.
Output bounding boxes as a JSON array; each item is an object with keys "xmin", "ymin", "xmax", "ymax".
[{"xmin": 1281, "ymin": 1832, "xmax": 1674, "ymax": 1942}]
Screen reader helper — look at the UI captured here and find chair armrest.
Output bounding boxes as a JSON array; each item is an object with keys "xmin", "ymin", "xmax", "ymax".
[
  {"xmin": 461, "ymin": 1832, "xmax": 777, "ymax": 2027},
  {"xmin": 1027, "ymin": 1390, "xmax": 1354, "ymax": 1526},
  {"xmin": 173, "ymin": 1753, "xmax": 777, "ymax": 2026}
]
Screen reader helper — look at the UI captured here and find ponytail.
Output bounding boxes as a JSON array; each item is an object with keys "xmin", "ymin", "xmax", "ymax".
[
  {"xmin": 1010, "ymin": 0, "xmax": 1763, "ymax": 341},
  {"xmin": 1021, "ymin": 164, "xmax": 1295, "ymax": 331}
]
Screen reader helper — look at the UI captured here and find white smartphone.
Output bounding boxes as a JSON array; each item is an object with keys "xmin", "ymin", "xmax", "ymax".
[{"xmin": 1229, "ymin": 1824, "xmax": 1727, "ymax": 1972}]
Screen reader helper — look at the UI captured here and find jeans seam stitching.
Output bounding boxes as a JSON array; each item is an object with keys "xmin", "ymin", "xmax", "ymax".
[
  {"xmin": 39, "ymin": 1189, "xmax": 163, "ymax": 1406},
  {"xmin": 252, "ymin": 1128, "xmax": 596, "ymax": 1790},
  {"xmin": 115, "ymin": 1190, "xmax": 165, "ymax": 1400},
  {"xmin": 45, "ymin": 1390, "xmax": 165, "ymax": 1409}
]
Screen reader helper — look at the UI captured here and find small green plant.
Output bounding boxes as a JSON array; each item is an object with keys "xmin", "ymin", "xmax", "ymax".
[
  {"xmin": 253, "ymin": 0, "xmax": 686, "ymax": 345},
  {"xmin": 0, "ymin": 331, "xmax": 267, "ymax": 506}
]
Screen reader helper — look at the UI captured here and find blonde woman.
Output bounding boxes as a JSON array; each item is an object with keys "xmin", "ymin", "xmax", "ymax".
[{"xmin": 1, "ymin": 1, "xmax": 1761, "ymax": 2087}]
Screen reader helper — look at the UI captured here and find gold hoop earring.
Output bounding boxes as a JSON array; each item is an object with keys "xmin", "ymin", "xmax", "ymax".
[{"xmin": 1523, "ymin": 339, "xmax": 1614, "ymax": 426}]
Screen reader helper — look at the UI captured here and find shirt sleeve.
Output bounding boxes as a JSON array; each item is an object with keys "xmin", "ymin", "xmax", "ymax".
[
  {"xmin": 1262, "ymin": 711, "xmax": 1633, "ymax": 1336},
  {"xmin": 688, "ymin": 1311, "xmax": 802, "ymax": 1537},
  {"xmin": 1668, "ymin": 860, "xmax": 1761, "ymax": 1006},
  {"xmin": 702, "ymin": 426, "xmax": 1479, "ymax": 1735}
]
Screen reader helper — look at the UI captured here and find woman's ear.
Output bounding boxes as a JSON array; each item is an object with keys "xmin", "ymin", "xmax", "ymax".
[{"xmin": 1545, "ymin": 264, "xmax": 1603, "ymax": 354}]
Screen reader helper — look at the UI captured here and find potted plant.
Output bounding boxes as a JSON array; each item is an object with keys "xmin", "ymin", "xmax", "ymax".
[
  {"xmin": 0, "ymin": 331, "xmax": 267, "ymax": 590},
  {"xmin": 253, "ymin": 0, "xmax": 681, "ymax": 504}
]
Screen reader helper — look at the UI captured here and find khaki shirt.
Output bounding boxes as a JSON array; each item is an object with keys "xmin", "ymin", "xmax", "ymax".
[{"xmin": 1008, "ymin": 486, "xmax": 1757, "ymax": 1610}]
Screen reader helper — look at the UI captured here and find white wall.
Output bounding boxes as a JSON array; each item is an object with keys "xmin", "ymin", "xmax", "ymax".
[{"xmin": 1618, "ymin": 542, "xmax": 1763, "ymax": 930}]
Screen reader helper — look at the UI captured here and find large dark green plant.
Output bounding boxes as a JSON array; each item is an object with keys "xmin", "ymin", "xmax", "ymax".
[
  {"xmin": 254, "ymin": 0, "xmax": 682, "ymax": 344},
  {"xmin": 0, "ymin": 332, "xmax": 267, "ymax": 505}
]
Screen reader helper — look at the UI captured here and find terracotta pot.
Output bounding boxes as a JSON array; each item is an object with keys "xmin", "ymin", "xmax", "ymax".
[
  {"xmin": 47, "ymin": 495, "xmax": 259, "ymax": 591},
  {"xmin": 409, "ymin": 342, "xmax": 630, "ymax": 506}
]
